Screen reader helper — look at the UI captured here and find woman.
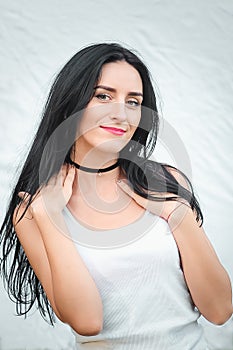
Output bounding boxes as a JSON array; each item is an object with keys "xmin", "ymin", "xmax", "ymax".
[{"xmin": 0, "ymin": 43, "xmax": 232, "ymax": 349}]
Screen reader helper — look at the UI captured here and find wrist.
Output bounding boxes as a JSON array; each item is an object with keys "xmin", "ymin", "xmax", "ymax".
[{"xmin": 167, "ymin": 202, "xmax": 192, "ymax": 230}]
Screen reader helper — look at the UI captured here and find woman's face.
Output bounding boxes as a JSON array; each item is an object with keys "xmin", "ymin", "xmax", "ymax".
[{"xmin": 75, "ymin": 61, "xmax": 143, "ymax": 159}]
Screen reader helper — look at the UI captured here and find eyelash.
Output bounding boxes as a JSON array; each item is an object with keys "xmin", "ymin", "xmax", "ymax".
[{"xmin": 95, "ymin": 93, "xmax": 141, "ymax": 107}]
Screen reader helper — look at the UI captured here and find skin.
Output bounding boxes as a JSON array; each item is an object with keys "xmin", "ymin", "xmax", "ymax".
[
  {"xmin": 117, "ymin": 175, "xmax": 233, "ymax": 325},
  {"xmin": 75, "ymin": 61, "xmax": 143, "ymax": 165},
  {"xmin": 68, "ymin": 61, "xmax": 147, "ymax": 229},
  {"xmin": 14, "ymin": 61, "xmax": 232, "ymax": 337}
]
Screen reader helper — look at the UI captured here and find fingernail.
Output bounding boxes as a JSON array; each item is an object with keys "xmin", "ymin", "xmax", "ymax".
[{"xmin": 117, "ymin": 179, "xmax": 128, "ymax": 185}]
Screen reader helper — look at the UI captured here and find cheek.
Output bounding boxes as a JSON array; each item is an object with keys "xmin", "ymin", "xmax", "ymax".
[
  {"xmin": 77, "ymin": 110, "xmax": 100, "ymax": 134},
  {"xmin": 128, "ymin": 109, "xmax": 141, "ymax": 129}
]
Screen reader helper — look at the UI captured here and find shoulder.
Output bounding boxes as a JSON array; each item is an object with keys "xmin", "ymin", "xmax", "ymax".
[
  {"xmin": 13, "ymin": 202, "xmax": 36, "ymax": 241},
  {"xmin": 13, "ymin": 203, "xmax": 32, "ymax": 225}
]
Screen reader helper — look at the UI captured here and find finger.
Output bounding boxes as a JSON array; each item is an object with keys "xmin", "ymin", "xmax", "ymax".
[
  {"xmin": 117, "ymin": 180, "xmax": 171, "ymax": 217},
  {"xmin": 63, "ymin": 166, "xmax": 76, "ymax": 188},
  {"xmin": 117, "ymin": 180, "xmax": 153, "ymax": 204},
  {"xmin": 47, "ymin": 172, "xmax": 58, "ymax": 186},
  {"xmin": 47, "ymin": 165, "xmax": 66, "ymax": 186},
  {"xmin": 61, "ymin": 163, "xmax": 71, "ymax": 184},
  {"xmin": 31, "ymin": 187, "xmax": 42, "ymax": 200},
  {"xmin": 117, "ymin": 180, "xmax": 150, "ymax": 209},
  {"xmin": 18, "ymin": 191, "xmax": 30, "ymax": 201},
  {"xmin": 117, "ymin": 179, "xmax": 134, "ymax": 196}
]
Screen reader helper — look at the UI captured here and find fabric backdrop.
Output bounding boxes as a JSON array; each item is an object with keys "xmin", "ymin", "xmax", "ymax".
[{"xmin": 0, "ymin": 1, "xmax": 232, "ymax": 349}]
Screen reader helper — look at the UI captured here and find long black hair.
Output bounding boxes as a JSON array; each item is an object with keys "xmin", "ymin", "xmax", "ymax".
[{"xmin": 0, "ymin": 42, "xmax": 203, "ymax": 324}]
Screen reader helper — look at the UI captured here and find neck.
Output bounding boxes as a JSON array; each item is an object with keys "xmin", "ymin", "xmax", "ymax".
[
  {"xmin": 67, "ymin": 146, "xmax": 125, "ymax": 202},
  {"xmin": 70, "ymin": 161, "xmax": 122, "ymax": 207},
  {"xmin": 69, "ymin": 144, "xmax": 121, "ymax": 174},
  {"xmin": 69, "ymin": 153, "xmax": 122, "ymax": 187},
  {"xmin": 67, "ymin": 156, "xmax": 120, "ymax": 174}
]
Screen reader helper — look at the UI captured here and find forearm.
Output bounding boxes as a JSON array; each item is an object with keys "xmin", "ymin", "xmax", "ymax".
[
  {"xmin": 33, "ymin": 208, "xmax": 103, "ymax": 334},
  {"xmin": 168, "ymin": 206, "xmax": 233, "ymax": 324}
]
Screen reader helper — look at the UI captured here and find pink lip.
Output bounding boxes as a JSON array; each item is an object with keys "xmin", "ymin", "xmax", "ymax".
[{"xmin": 100, "ymin": 126, "xmax": 126, "ymax": 135}]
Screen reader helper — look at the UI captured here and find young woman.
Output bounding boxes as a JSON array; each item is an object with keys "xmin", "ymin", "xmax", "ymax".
[{"xmin": 0, "ymin": 43, "xmax": 232, "ymax": 349}]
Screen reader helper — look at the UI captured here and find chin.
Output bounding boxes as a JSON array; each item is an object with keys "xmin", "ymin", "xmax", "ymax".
[{"xmin": 94, "ymin": 139, "xmax": 129, "ymax": 153}]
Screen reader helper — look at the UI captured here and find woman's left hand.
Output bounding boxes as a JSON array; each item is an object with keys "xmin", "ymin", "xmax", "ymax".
[
  {"xmin": 117, "ymin": 179, "xmax": 192, "ymax": 229},
  {"xmin": 117, "ymin": 181, "xmax": 233, "ymax": 325}
]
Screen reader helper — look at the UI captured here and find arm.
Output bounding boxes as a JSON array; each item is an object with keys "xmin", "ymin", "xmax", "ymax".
[
  {"xmin": 14, "ymin": 166, "xmax": 103, "ymax": 335},
  {"xmin": 166, "ymin": 168, "xmax": 233, "ymax": 325},
  {"xmin": 169, "ymin": 204, "xmax": 233, "ymax": 325},
  {"xmin": 117, "ymin": 173, "xmax": 233, "ymax": 325}
]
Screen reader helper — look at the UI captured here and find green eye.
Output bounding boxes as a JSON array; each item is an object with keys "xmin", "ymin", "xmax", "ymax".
[
  {"xmin": 127, "ymin": 100, "xmax": 140, "ymax": 107},
  {"xmin": 96, "ymin": 93, "xmax": 110, "ymax": 100}
]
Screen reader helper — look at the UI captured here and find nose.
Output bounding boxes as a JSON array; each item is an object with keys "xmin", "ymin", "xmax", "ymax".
[{"xmin": 109, "ymin": 102, "xmax": 127, "ymax": 122}]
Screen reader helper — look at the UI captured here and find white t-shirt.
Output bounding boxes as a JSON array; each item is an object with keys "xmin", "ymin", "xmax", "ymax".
[{"xmin": 63, "ymin": 206, "xmax": 207, "ymax": 350}]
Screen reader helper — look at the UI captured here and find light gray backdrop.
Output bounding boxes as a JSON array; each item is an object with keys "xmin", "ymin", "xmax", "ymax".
[{"xmin": 0, "ymin": 0, "xmax": 232, "ymax": 349}]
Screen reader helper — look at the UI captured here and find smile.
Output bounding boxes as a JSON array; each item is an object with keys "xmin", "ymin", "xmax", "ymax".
[{"xmin": 100, "ymin": 126, "xmax": 126, "ymax": 136}]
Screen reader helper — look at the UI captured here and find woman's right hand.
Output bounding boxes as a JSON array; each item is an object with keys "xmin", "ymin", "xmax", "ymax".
[{"xmin": 18, "ymin": 164, "xmax": 76, "ymax": 217}]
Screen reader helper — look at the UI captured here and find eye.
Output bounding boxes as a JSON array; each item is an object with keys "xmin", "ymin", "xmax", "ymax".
[
  {"xmin": 95, "ymin": 93, "xmax": 111, "ymax": 101},
  {"xmin": 126, "ymin": 99, "xmax": 140, "ymax": 107}
]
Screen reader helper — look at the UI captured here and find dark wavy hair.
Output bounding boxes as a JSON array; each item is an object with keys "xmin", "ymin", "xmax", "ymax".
[{"xmin": 0, "ymin": 42, "xmax": 203, "ymax": 325}]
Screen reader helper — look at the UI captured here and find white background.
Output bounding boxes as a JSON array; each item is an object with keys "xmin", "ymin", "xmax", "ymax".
[{"xmin": 0, "ymin": 0, "xmax": 232, "ymax": 349}]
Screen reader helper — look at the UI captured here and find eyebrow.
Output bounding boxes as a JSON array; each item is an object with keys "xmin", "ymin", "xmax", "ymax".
[{"xmin": 94, "ymin": 85, "xmax": 143, "ymax": 98}]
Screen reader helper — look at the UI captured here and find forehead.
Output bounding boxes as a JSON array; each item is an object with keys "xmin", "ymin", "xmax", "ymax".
[{"xmin": 98, "ymin": 61, "xmax": 143, "ymax": 92}]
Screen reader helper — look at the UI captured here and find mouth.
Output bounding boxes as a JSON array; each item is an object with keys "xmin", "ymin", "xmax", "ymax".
[{"xmin": 100, "ymin": 126, "xmax": 126, "ymax": 136}]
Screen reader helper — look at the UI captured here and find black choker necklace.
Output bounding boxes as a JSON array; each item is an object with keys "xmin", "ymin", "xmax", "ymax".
[{"xmin": 67, "ymin": 156, "xmax": 120, "ymax": 174}]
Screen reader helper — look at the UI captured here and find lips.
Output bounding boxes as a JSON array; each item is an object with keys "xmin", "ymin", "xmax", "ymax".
[{"xmin": 100, "ymin": 126, "xmax": 126, "ymax": 136}]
